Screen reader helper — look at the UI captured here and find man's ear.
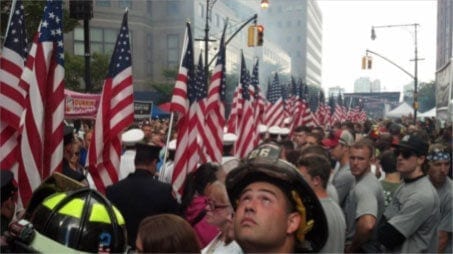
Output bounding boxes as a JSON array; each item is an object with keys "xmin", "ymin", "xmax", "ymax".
[{"xmin": 286, "ymin": 212, "xmax": 301, "ymax": 235}]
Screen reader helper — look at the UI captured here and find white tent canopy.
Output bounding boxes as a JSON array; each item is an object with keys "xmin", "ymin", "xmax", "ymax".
[
  {"xmin": 385, "ymin": 102, "xmax": 414, "ymax": 118},
  {"xmin": 417, "ymin": 107, "xmax": 437, "ymax": 118}
]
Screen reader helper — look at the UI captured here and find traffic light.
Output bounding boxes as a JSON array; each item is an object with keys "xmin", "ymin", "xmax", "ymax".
[
  {"xmin": 256, "ymin": 25, "xmax": 264, "ymax": 46},
  {"xmin": 247, "ymin": 25, "xmax": 264, "ymax": 47},
  {"xmin": 248, "ymin": 25, "xmax": 256, "ymax": 47},
  {"xmin": 361, "ymin": 56, "xmax": 372, "ymax": 69}
]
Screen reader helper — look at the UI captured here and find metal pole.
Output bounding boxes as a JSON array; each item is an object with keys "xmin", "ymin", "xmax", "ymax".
[
  {"xmin": 413, "ymin": 24, "xmax": 418, "ymax": 123},
  {"xmin": 84, "ymin": 17, "xmax": 91, "ymax": 92},
  {"xmin": 205, "ymin": 0, "xmax": 210, "ymax": 89}
]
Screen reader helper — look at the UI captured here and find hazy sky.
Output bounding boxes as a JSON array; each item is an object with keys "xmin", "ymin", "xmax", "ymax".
[{"xmin": 317, "ymin": 0, "xmax": 437, "ymax": 93}]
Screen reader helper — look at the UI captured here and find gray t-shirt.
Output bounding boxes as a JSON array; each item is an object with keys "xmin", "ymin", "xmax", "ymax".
[
  {"xmin": 320, "ymin": 197, "xmax": 346, "ymax": 253},
  {"xmin": 436, "ymin": 177, "xmax": 452, "ymax": 253},
  {"xmin": 331, "ymin": 163, "xmax": 355, "ymax": 207},
  {"xmin": 384, "ymin": 176, "xmax": 440, "ymax": 253},
  {"xmin": 327, "ymin": 182, "xmax": 339, "ymax": 204},
  {"xmin": 344, "ymin": 172, "xmax": 385, "ymax": 252}
]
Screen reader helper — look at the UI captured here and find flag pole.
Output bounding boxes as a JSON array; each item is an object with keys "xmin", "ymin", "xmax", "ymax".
[
  {"xmin": 3, "ymin": 0, "xmax": 18, "ymax": 43},
  {"xmin": 161, "ymin": 112, "xmax": 175, "ymax": 179}
]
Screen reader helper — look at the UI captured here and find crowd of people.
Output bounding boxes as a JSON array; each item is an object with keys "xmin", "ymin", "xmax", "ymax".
[{"xmin": 1, "ymin": 116, "xmax": 451, "ymax": 253}]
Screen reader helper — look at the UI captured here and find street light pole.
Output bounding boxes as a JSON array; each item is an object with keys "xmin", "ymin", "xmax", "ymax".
[
  {"xmin": 205, "ymin": 0, "xmax": 217, "ymax": 88},
  {"xmin": 371, "ymin": 23, "xmax": 420, "ymax": 123}
]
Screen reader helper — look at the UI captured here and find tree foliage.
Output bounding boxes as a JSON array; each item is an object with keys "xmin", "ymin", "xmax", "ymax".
[
  {"xmin": 65, "ymin": 52, "xmax": 110, "ymax": 92},
  {"xmin": 1, "ymin": 0, "xmax": 79, "ymax": 43},
  {"xmin": 417, "ymin": 81, "xmax": 436, "ymax": 112}
]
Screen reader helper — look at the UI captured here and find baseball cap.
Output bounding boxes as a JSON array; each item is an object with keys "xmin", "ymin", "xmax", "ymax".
[
  {"xmin": 226, "ymin": 143, "xmax": 328, "ymax": 251},
  {"xmin": 322, "ymin": 130, "xmax": 354, "ymax": 149},
  {"xmin": 397, "ymin": 134, "xmax": 429, "ymax": 156}
]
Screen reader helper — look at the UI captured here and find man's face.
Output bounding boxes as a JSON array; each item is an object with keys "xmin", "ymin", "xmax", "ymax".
[
  {"xmin": 330, "ymin": 143, "xmax": 344, "ymax": 161},
  {"xmin": 304, "ymin": 136, "xmax": 318, "ymax": 147},
  {"xmin": 234, "ymin": 181, "xmax": 298, "ymax": 251},
  {"xmin": 293, "ymin": 131, "xmax": 306, "ymax": 147},
  {"xmin": 428, "ymin": 160, "xmax": 450, "ymax": 186},
  {"xmin": 395, "ymin": 148, "xmax": 420, "ymax": 175},
  {"xmin": 349, "ymin": 147, "xmax": 372, "ymax": 177},
  {"xmin": 142, "ymin": 126, "xmax": 152, "ymax": 140}
]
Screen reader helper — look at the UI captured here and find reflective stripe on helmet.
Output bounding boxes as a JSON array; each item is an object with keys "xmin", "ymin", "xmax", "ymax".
[
  {"xmin": 43, "ymin": 193, "xmax": 125, "ymax": 225},
  {"xmin": 89, "ymin": 204, "xmax": 125, "ymax": 225},
  {"xmin": 43, "ymin": 193, "xmax": 67, "ymax": 209}
]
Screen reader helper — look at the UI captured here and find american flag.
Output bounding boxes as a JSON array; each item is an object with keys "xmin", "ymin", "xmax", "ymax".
[
  {"xmin": 349, "ymin": 98, "xmax": 367, "ymax": 123},
  {"xmin": 250, "ymin": 58, "xmax": 265, "ymax": 146},
  {"xmin": 226, "ymin": 85, "xmax": 241, "ymax": 134},
  {"xmin": 15, "ymin": 0, "xmax": 65, "ymax": 205},
  {"xmin": 170, "ymin": 23, "xmax": 195, "ymax": 197},
  {"xmin": 205, "ymin": 23, "xmax": 227, "ymax": 163},
  {"xmin": 288, "ymin": 77, "xmax": 302, "ymax": 132},
  {"xmin": 194, "ymin": 53, "xmax": 209, "ymax": 163},
  {"xmin": 0, "ymin": 0, "xmax": 28, "ymax": 174},
  {"xmin": 315, "ymin": 90, "xmax": 329, "ymax": 127},
  {"xmin": 235, "ymin": 52, "xmax": 255, "ymax": 158},
  {"xmin": 88, "ymin": 10, "xmax": 134, "ymax": 194},
  {"xmin": 264, "ymin": 72, "xmax": 284, "ymax": 127},
  {"xmin": 332, "ymin": 93, "xmax": 347, "ymax": 124},
  {"xmin": 300, "ymin": 80, "xmax": 315, "ymax": 127}
]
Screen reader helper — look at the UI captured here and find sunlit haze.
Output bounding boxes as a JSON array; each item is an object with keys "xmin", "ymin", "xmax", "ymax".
[{"xmin": 318, "ymin": 0, "xmax": 437, "ymax": 94}]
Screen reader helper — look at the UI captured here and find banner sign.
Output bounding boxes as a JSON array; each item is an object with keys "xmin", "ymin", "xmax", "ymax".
[
  {"xmin": 134, "ymin": 100, "xmax": 153, "ymax": 119},
  {"xmin": 64, "ymin": 89, "xmax": 100, "ymax": 119}
]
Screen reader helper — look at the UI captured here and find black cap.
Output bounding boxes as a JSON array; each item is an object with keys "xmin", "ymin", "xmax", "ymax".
[
  {"xmin": 225, "ymin": 143, "xmax": 328, "ymax": 252},
  {"xmin": 135, "ymin": 143, "xmax": 161, "ymax": 161},
  {"xmin": 397, "ymin": 134, "xmax": 429, "ymax": 156},
  {"xmin": 1, "ymin": 170, "xmax": 17, "ymax": 204}
]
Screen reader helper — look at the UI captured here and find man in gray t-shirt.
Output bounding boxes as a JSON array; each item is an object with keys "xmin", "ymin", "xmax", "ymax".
[
  {"xmin": 378, "ymin": 132, "xmax": 440, "ymax": 253},
  {"xmin": 298, "ymin": 153, "xmax": 346, "ymax": 253},
  {"xmin": 427, "ymin": 144, "xmax": 452, "ymax": 253},
  {"xmin": 323, "ymin": 130, "xmax": 355, "ymax": 206},
  {"xmin": 344, "ymin": 139, "xmax": 384, "ymax": 253}
]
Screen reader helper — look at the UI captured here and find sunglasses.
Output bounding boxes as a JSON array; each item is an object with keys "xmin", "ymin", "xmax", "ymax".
[
  {"xmin": 206, "ymin": 199, "xmax": 229, "ymax": 211},
  {"xmin": 395, "ymin": 148, "xmax": 417, "ymax": 159}
]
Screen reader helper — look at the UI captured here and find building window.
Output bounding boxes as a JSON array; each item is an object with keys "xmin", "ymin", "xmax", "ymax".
[
  {"xmin": 74, "ymin": 27, "xmax": 120, "ymax": 56},
  {"xmin": 96, "ymin": 0, "xmax": 110, "ymax": 7},
  {"xmin": 167, "ymin": 34, "xmax": 179, "ymax": 68},
  {"xmin": 167, "ymin": 1, "xmax": 179, "ymax": 15},
  {"xmin": 119, "ymin": 0, "xmax": 131, "ymax": 9}
]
